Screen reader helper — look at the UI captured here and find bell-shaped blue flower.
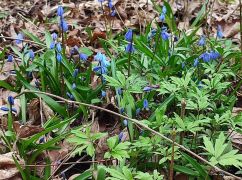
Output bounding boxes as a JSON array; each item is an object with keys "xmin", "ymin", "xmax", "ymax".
[
  {"xmin": 60, "ymin": 19, "xmax": 68, "ymax": 32},
  {"xmin": 125, "ymin": 42, "xmax": 135, "ymax": 53},
  {"xmin": 79, "ymin": 53, "xmax": 88, "ymax": 61},
  {"xmin": 29, "ymin": 49, "xmax": 35, "ymax": 59},
  {"xmin": 198, "ymin": 35, "xmax": 206, "ymax": 46},
  {"xmin": 200, "ymin": 52, "xmax": 211, "ymax": 62},
  {"xmin": 159, "ymin": 13, "xmax": 165, "ymax": 22},
  {"xmin": 193, "ymin": 58, "xmax": 199, "ymax": 67},
  {"xmin": 123, "ymin": 119, "xmax": 128, "ymax": 126},
  {"xmin": 7, "ymin": 55, "xmax": 13, "ymax": 62},
  {"xmin": 162, "ymin": 6, "xmax": 167, "ymax": 14},
  {"xmin": 57, "ymin": 53, "xmax": 62, "ymax": 62},
  {"xmin": 143, "ymin": 86, "xmax": 152, "ymax": 92},
  {"xmin": 15, "ymin": 33, "xmax": 23, "ymax": 44},
  {"xmin": 8, "ymin": 96, "xmax": 14, "ymax": 105},
  {"xmin": 72, "ymin": 83, "xmax": 76, "ymax": 90},
  {"xmin": 161, "ymin": 29, "xmax": 170, "ymax": 40},
  {"xmin": 143, "ymin": 99, "xmax": 149, "ymax": 109},
  {"xmin": 57, "ymin": 6, "xmax": 64, "ymax": 17},
  {"xmin": 56, "ymin": 43, "xmax": 62, "ymax": 52},
  {"xmin": 125, "ymin": 29, "xmax": 133, "ymax": 42},
  {"xmin": 51, "ymin": 33, "xmax": 58, "ymax": 40},
  {"xmin": 217, "ymin": 25, "xmax": 223, "ymax": 39},
  {"xmin": 73, "ymin": 69, "xmax": 79, "ymax": 78},
  {"xmin": 50, "ymin": 41, "xmax": 55, "ymax": 49},
  {"xmin": 101, "ymin": 90, "xmax": 106, "ymax": 97}
]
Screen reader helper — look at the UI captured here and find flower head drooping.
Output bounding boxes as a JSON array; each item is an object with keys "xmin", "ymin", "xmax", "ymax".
[
  {"xmin": 118, "ymin": 132, "xmax": 124, "ymax": 142},
  {"xmin": 8, "ymin": 96, "xmax": 14, "ymax": 105},
  {"xmin": 148, "ymin": 29, "xmax": 157, "ymax": 40},
  {"xmin": 198, "ymin": 35, "xmax": 206, "ymax": 46},
  {"xmin": 162, "ymin": 6, "xmax": 167, "ymax": 14},
  {"xmin": 15, "ymin": 33, "xmax": 24, "ymax": 44},
  {"xmin": 108, "ymin": 0, "xmax": 113, "ymax": 8},
  {"xmin": 143, "ymin": 86, "xmax": 152, "ymax": 92},
  {"xmin": 66, "ymin": 92, "xmax": 75, "ymax": 100},
  {"xmin": 51, "ymin": 33, "xmax": 58, "ymax": 41},
  {"xmin": 101, "ymin": 90, "xmax": 106, "ymax": 97},
  {"xmin": 117, "ymin": 88, "xmax": 122, "ymax": 95},
  {"xmin": 57, "ymin": 53, "xmax": 62, "ymax": 62},
  {"xmin": 72, "ymin": 83, "xmax": 76, "ymax": 90},
  {"xmin": 57, "ymin": 5, "xmax": 64, "ymax": 17},
  {"xmin": 125, "ymin": 29, "xmax": 133, "ymax": 42},
  {"xmin": 143, "ymin": 99, "xmax": 149, "ymax": 109},
  {"xmin": 217, "ymin": 25, "xmax": 223, "ymax": 39},
  {"xmin": 56, "ymin": 43, "xmax": 62, "ymax": 52},
  {"xmin": 98, "ymin": 0, "xmax": 104, "ymax": 2},
  {"xmin": 123, "ymin": 119, "xmax": 128, "ymax": 126},
  {"xmin": 111, "ymin": 9, "xmax": 116, "ymax": 16},
  {"xmin": 79, "ymin": 53, "xmax": 88, "ymax": 61},
  {"xmin": 193, "ymin": 58, "xmax": 199, "ymax": 67},
  {"xmin": 28, "ymin": 50, "xmax": 35, "ymax": 60},
  {"xmin": 50, "ymin": 41, "xmax": 55, "ymax": 49},
  {"xmin": 125, "ymin": 42, "xmax": 135, "ymax": 53},
  {"xmin": 159, "ymin": 13, "xmax": 165, "ymax": 22},
  {"xmin": 209, "ymin": 50, "xmax": 220, "ymax": 60},
  {"xmin": 199, "ymin": 52, "xmax": 211, "ymax": 62},
  {"xmin": 7, "ymin": 55, "xmax": 13, "ymax": 62},
  {"xmin": 73, "ymin": 69, "xmax": 79, "ymax": 78},
  {"xmin": 161, "ymin": 28, "xmax": 170, "ymax": 40},
  {"xmin": 60, "ymin": 18, "xmax": 68, "ymax": 32}
]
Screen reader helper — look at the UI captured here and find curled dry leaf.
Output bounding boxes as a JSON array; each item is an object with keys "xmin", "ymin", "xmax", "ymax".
[
  {"xmin": 13, "ymin": 121, "xmax": 44, "ymax": 138},
  {"xmin": 0, "ymin": 152, "xmax": 23, "ymax": 180}
]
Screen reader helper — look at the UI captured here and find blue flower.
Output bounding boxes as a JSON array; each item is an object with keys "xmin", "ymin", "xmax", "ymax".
[
  {"xmin": 159, "ymin": 13, "xmax": 165, "ymax": 22},
  {"xmin": 29, "ymin": 49, "xmax": 35, "ymax": 59},
  {"xmin": 143, "ymin": 86, "xmax": 152, "ymax": 92},
  {"xmin": 198, "ymin": 35, "xmax": 206, "ymax": 46},
  {"xmin": 8, "ymin": 96, "xmax": 14, "ymax": 105},
  {"xmin": 217, "ymin": 25, "xmax": 223, "ymax": 39},
  {"xmin": 79, "ymin": 53, "xmax": 88, "ymax": 61},
  {"xmin": 143, "ymin": 99, "xmax": 149, "ymax": 109},
  {"xmin": 72, "ymin": 83, "xmax": 76, "ymax": 90},
  {"xmin": 148, "ymin": 29, "xmax": 157, "ymax": 40},
  {"xmin": 174, "ymin": 36, "xmax": 179, "ymax": 42},
  {"xmin": 7, "ymin": 55, "xmax": 13, "ymax": 62},
  {"xmin": 120, "ymin": 107, "xmax": 125, "ymax": 114},
  {"xmin": 94, "ymin": 52, "xmax": 110, "ymax": 66},
  {"xmin": 98, "ymin": 0, "xmax": 104, "ymax": 2},
  {"xmin": 57, "ymin": 53, "xmax": 62, "ymax": 62},
  {"xmin": 70, "ymin": 46, "xmax": 79, "ymax": 55},
  {"xmin": 125, "ymin": 42, "xmax": 135, "ymax": 53},
  {"xmin": 51, "ymin": 33, "xmax": 58, "ymax": 40},
  {"xmin": 182, "ymin": 62, "xmax": 185, "ymax": 69},
  {"xmin": 56, "ymin": 43, "xmax": 62, "ymax": 52},
  {"xmin": 161, "ymin": 28, "xmax": 170, "ymax": 40},
  {"xmin": 123, "ymin": 119, "xmax": 128, "ymax": 126},
  {"xmin": 50, "ymin": 41, "xmax": 55, "ymax": 49},
  {"xmin": 15, "ymin": 33, "xmax": 23, "ymax": 44},
  {"xmin": 199, "ymin": 52, "xmax": 211, "ymax": 62},
  {"xmin": 193, "ymin": 58, "xmax": 199, "ymax": 67},
  {"xmin": 1, "ymin": 106, "xmax": 9, "ymax": 111},
  {"xmin": 125, "ymin": 29, "xmax": 133, "ymax": 42},
  {"xmin": 73, "ymin": 69, "xmax": 79, "ymax": 78},
  {"xmin": 111, "ymin": 9, "xmax": 116, "ymax": 16},
  {"xmin": 117, "ymin": 88, "xmax": 122, "ymax": 95},
  {"xmin": 162, "ymin": 6, "xmax": 167, "ymax": 14},
  {"xmin": 118, "ymin": 132, "xmax": 123, "ymax": 142},
  {"xmin": 136, "ymin": 108, "xmax": 141, "ymax": 116},
  {"xmin": 209, "ymin": 50, "xmax": 220, "ymax": 60},
  {"xmin": 57, "ymin": 5, "xmax": 64, "ymax": 17},
  {"xmin": 60, "ymin": 18, "xmax": 68, "ymax": 32},
  {"xmin": 66, "ymin": 92, "xmax": 75, "ymax": 100},
  {"xmin": 101, "ymin": 90, "xmax": 106, "ymax": 97},
  {"xmin": 108, "ymin": 0, "xmax": 113, "ymax": 8},
  {"xmin": 93, "ymin": 66, "xmax": 108, "ymax": 74}
]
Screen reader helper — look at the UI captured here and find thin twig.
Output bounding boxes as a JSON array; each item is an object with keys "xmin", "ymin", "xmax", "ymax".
[
  {"xmin": 14, "ymin": 90, "xmax": 242, "ymax": 180},
  {"xmin": 0, "ymin": 36, "xmax": 46, "ymax": 47}
]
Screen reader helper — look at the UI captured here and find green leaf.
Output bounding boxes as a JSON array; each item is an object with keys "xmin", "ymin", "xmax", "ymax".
[
  {"xmin": 203, "ymin": 137, "xmax": 215, "ymax": 155},
  {"xmin": 181, "ymin": 152, "xmax": 210, "ymax": 179},
  {"xmin": 74, "ymin": 170, "xmax": 92, "ymax": 180},
  {"xmin": 174, "ymin": 165, "xmax": 199, "ymax": 176},
  {"xmin": 97, "ymin": 166, "xmax": 106, "ymax": 180}
]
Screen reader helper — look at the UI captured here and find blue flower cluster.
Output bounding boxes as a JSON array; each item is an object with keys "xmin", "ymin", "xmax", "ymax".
[
  {"xmin": 57, "ymin": 6, "xmax": 68, "ymax": 32},
  {"xmin": 193, "ymin": 50, "xmax": 220, "ymax": 67},
  {"xmin": 93, "ymin": 52, "xmax": 110, "ymax": 75},
  {"xmin": 159, "ymin": 6, "xmax": 167, "ymax": 22}
]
